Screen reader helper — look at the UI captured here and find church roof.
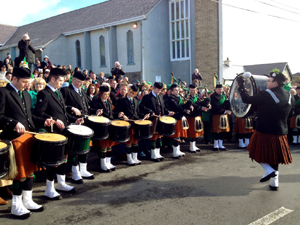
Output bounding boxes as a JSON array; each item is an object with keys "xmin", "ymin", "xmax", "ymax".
[
  {"xmin": 2, "ymin": 0, "xmax": 161, "ymax": 48},
  {"xmin": 0, "ymin": 24, "xmax": 17, "ymax": 46}
]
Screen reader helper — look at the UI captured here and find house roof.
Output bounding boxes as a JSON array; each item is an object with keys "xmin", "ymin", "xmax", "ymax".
[
  {"xmin": 0, "ymin": 24, "xmax": 17, "ymax": 45},
  {"xmin": 244, "ymin": 62, "xmax": 288, "ymax": 75},
  {"xmin": 2, "ymin": 0, "xmax": 161, "ymax": 48}
]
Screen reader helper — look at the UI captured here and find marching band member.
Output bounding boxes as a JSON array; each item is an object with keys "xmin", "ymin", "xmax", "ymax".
[
  {"xmin": 0, "ymin": 67, "xmax": 53, "ymax": 218},
  {"xmin": 91, "ymin": 85, "xmax": 118, "ymax": 172},
  {"xmin": 35, "ymin": 68, "xmax": 84, "ymax": 200},
  {"xmin": 210, "ymin": 84, "xmax": 231, "ymax": 150},
  {"xmin": 114, "ymin": 85, "xmax": 150, "ymax": 165},
  {"xmin": 237, "ymin": 70, "xmax": 294, "ymax": 190},
  {"xmin": 187, "ymin": 84, "xmax": 210, "ymax": 152},
  {"xmin": 140, "ymin": 82, "xmax": 174, "ymax": 162},
  {"xmin": 290, "ymin": 86, "xmax": 300, "ymax": 144},
  {"xmin": 61, "ymin": 71, "xmax": 94, "ymax": 184},
  {"xmin": 165, "ymin": 84, "xmax": 193, "ymax": 157}
]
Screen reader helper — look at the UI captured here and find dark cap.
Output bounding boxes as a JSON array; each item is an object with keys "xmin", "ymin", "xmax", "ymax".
[
  {"xmin": 189, "ymin": 84, "xmax": 196, "ymax": 89},
  {"xmin": 296, "ymin": 86, "xmax": 300, "ymax": 90},
  {"xmin": 154, "ymin": 82, "xmax": 163, "ymax": 89},
  {"xmin": 73, "ymin": 71, "xmax": 86, "ymax": 81},
  {"xmin": 170, "ymin": 84, "xmax": 178, "ymax": 90},
  {"xmin": 130, "ymin": 84, "xmax": 138, "ymax": 92},
  {"xmin": 50, "ymin": 68, "xmax": 66, "ymax": 76},
  {"xmin": 100, "ymin": 85, "xmax": 110, "ymax": 92},
  {"xmin": 216, "ymin": 84, "xmax": 223, "ymax": 88},
  {"xmin": 12, "ymin": 67, "xmax": 31, "ymax": 78},
  {"xmin": 269, "ymin": 71, "xmax": 286, "ymax": 86}
]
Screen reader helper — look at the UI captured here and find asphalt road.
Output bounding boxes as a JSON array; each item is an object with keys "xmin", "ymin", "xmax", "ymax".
[{"xmin": 1, "ymin": 140, "xmax": 300, "ymax": 225}]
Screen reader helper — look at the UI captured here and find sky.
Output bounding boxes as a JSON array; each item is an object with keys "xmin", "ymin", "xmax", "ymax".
[{"xmin": 1, "ymin": 0, "xmax": 300, "ymax": 73}]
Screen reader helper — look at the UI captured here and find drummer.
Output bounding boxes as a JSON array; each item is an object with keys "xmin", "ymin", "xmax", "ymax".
[
  {"xmin": 61, "ymin": 71, "xmax": 94, "ymax": 184},
  {"xmin": 210, "ymin": 84, "xmax": 232, "ymax": 150},
  {"xmin": 34, "ymin": 68, "xmax": 84, "ymax": 200},
  {"xmin": 165, "ymin": 84, "xmax": 193, "ymax": 158},
  {"xmin": 187, "ymin": 84, "xmax": 210, "ymax": 152},
  {"xmin": 114, "ymin": 84, "xmax": 150, "ymax": 165},
  {"xmin": 0, "ymin": 67, "xmax": 54, "ymax": 219},
  {"xmin": 140, "ymin": 82, "xmax": 174, "ymax": 162},
  {"xmin": 91, "ymin": 85, "xmax": 119, "ymax": 172},
  {"xmin": 291, "ymin": 86, "xmax": 300, "ymax": 145}
]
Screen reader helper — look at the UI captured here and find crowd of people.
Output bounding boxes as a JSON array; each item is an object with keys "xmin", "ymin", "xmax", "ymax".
[{"xmin": 0, "ymin": 33, "xmax": 295, "ymax": 220}]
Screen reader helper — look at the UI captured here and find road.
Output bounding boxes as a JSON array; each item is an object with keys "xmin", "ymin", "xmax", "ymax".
[{"xmin": 1, "ymin": 141, "xmax": 299, "ymax": 225}]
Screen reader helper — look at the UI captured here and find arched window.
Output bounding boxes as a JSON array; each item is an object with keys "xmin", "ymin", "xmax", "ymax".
[
  {"xmin": 127, "ymin": 30, "xmax": 134, "ymax": 64},
  {"xmin": 99, "ymin": 36, "xmax": 106, "ymax": 67},
  {"xmin": 75, "ymin": 40, "xmax": 81, "ymax": 68}
]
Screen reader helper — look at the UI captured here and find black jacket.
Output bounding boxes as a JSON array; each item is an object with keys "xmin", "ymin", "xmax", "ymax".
[
  {"xmin": 111, "ymin": 68, "xmax": 125, "ymax": 80},
  {"xmin": 34, "ymin": 86, "xmax": 77, "ymax": 132},
  {"xmin": 240, "ymin": 86, "xmax": 294, "ymax": 135},
  {"xmin": 18, "ymin": 39, "xmax": 36, "ymax": 64},
  {"xmin": 293, "ymin": 95, "xmax": 300, "ymax": 115},
  {"xmin": 210, "ymin": 92, "xmax": 230, "ymax": 115},
  {"xmin": 187, "ymin": 94, "xmax": 208, "ymax": 117},
  {"xmin": 114, "ymin": 96, "xmax": 144, "ymax": 120},
  {"xmin": 165, "ymin": 94, "xmax": 191, "ymax": 120},
  {"xmin": 0, "ymin": 84, "xmax": 45, "ymax": 140},
  {"xmin": 91, "ymin": 95, "xmax": 114, "ymax": 120}
]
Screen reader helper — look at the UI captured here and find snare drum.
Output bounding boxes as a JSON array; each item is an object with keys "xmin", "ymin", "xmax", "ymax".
[
  {"xmin": 157, "ymin": 116, "xmax": 177, "ymax": 136},
  {"xmin": 134, "ymin": 120, "xmax": 153, "ymax": 139},
  {"xmin": 31, "ymin": 133, "xmax": 68, "ymax": 167},
  {"xmin": 109, "ymin": 120, "xmax": 131, "ymax": 143},
  {"xmin": 87, "ymin": 116, "xmax": 110, "ymax": 140},
  {"xmin": 0, "ymin": 141, "xmax": 9, "ymax": 179},
  {"xmin": 66, "ymin": 125, "xmax": 94, "ymax": 154}
]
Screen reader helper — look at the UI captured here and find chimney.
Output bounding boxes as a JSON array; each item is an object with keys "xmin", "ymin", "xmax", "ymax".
[{"xmin": 224, "ymin": 57, "xmax": 231, "ymax": 67}]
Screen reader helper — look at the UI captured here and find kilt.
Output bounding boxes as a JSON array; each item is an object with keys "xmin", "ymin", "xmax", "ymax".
[
  {"xmin": 290, "ymin": 116, "xmax": 297, "ymax": 129},
  {"xmin": 234, "ymin": 117, "xmax": 254, "ymax": 134},
  {"xmin": 169, "ymin": 119, "xmax": 187, "ymax": 138},
  {"xmin": 150, "ymin": 118, "xmax": 163, "ymax": 141},
  {"xmin": 92, "ymin": 139, "xmax": 118, "ymax": 148},
  {"xmin": 211, "ymin": 115, "xmax": 230, "ymax": 133},
  {"xmin": 125, "ymin": 127, "xmax": 139, "ymax": 145},
  {"xmin": 247, "ymin": 131, "xmax": 292, "ymax": 164},
  {"xmin": 187, "ymin": 117, "xmax": 203, "ymax": 139}
]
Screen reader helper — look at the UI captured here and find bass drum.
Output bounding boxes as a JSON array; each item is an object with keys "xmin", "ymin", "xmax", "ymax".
[{"xmin": 229, "ymin": 74, "xmax": 269, "ymax": 118}]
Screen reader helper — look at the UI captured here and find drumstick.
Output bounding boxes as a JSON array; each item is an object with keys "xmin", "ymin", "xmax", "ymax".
[
  {"xmin": 24, "ymin": 131, "xmax": 51, "ymax": 137},
  {"xmin": 50, "ymin": 117, "xmax": 53, "ymax": 133}
]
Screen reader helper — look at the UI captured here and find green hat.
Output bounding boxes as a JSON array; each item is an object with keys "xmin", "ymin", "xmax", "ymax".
[
  {"xmin": 207, "ymin": 91, "xmax": 212, "ymax": 94},
  {"xmin": 147, "ymin": 82, "xmax": 152, "ymax": 85},
  {"xmin": 167, "ymin": 84, "xmax": 172, "ymax": 91}
]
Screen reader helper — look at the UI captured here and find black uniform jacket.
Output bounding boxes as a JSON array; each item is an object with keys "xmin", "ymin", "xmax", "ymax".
[
  {"xmin": 34, "ymin": 86, "xmax": 77, "ymax": 132},
  {"xmin": 91, "ymin": 95, "xmax": 114, "ymax": 120},
  {"xmin": 165, "ymin": 94, "xmax": 191, "ymax": 120},
  {"xmin": 114, "ymin": 96, "xmax": 144, "ymax": 120},
  {"xmin": 0, "ymin": 84, "xmax": 45, "ymax": 140},
  {"xmin": 210, "ymin": 92, "xmax": 230, "ymax": 115},
  {"xmin": 60, "ymin": 85, "xmax": 95, "ymax": 116},
  {"xmin": 187, "ymin": 94, "xmax": 207, "ymax": 118},
  {"xmin": 240, "ymin": 86, "xmax": 294, "ymax": 135},
  {"xmin": 293, "ymin": 95, "xmax": 300, "ymax": 115},
  {"xmin": 139, "ymin": 92, "xmax": 169, "ymax": 122}
]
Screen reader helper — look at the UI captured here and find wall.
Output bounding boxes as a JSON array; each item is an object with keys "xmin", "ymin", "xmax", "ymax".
[{"xmin": 42, "ymin": 35, "xmax": 68, "ymax": 66}]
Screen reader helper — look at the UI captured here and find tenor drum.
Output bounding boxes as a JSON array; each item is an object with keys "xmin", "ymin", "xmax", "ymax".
[
  {"xmin": 87, "ymin": 116, "xmax": 110, "ymax": 140},
  {"xmin": 134, "ymin": 120, "xmax": 153, "ymax": 139},
  {"xmin": 109, "ymin": 120, "xmax": 131, "ymax": 143},
  {"xmin": 66, "ymin": 125, "xmax": 94, "ymax": 154},
  {"xmin": 31, "ymin": 133, "xmax": 68, "ymax": 167},
  {"xmin": 230, "ymin": 74, "xmax": 269, "ymax": 118},
  {"xmin": 157, "ymin": 116, "xmax": 177, "ymax": 136},
  {"xmin": 0, "ymin": 141, "xmax": 9, "ymax": 179}
]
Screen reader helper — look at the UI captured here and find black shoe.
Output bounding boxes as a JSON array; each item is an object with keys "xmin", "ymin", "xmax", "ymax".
[
  {"xmin": 158, "ymin": 157, "xmax": 164, "ymax": 161},
  {"xmin": 100, "ymin": 169, "xmax": 111, "ymax": 173},
  {"xmin": 269, "ymin": 185, "xmax": 278, "ymax": 191},
  {"xmin": 151, "ymin": 158, "xmax": 161, "ymax": 162},
  {"xmin": 45, "ymin": 195, "xmax": 62, "ymax": 200},
  {"xmin": 212, "ymin": 147, "xmax": 219, "ymax": 151},
  {"xmin": 82, "ymin": 175, "xmax": 95, "ymax": 180},
  {"xmin": 72, "ymin": 178, "xmax": 83, "ymax": 184},
  {"xmin": 260, "ymin": 171, "xmax": 276, "ymax": 182},
  {"xmin": 127, "ymin": 163, "xmax": 136, "ymax": 166},
  {"xmin": 11, "ymin": 212, "xmax": 31, "ymax": 220},
  {"xmin": 29, "ymin": 206, "xmax": 44, "ymax": 212},
  {"xmin": 219, "ymin": 147, "xmax": 227, "ymax": 151},
  {"xmin": 189, "ymin": 151, "xmax": 197, "ymax": 153}
]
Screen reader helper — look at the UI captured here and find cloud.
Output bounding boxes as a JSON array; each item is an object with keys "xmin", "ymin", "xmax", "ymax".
[{"xmin": 55, "ymin": 7, "xmax": 71, "ymax": 16}]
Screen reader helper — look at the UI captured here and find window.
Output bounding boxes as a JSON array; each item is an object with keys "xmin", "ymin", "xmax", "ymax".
[
  {"xmin": 75, "ymin": 40, "xmax": 81, "ymax": 68},
  {"xmin": 127, "ymin": 30, "xmax": 134, "ymax": 64},
  {"xmin": 169, "ymin": 0, "xmax": 190, "ymax": 61},
  {"xmin": 99, "ymin": 36, "xmax": 106, "ymax": 67}
]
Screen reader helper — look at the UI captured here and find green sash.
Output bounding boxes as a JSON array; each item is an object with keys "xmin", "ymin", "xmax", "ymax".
[
  {"xmin": 179, "ymin": 96, "xmax": 183, "ymax": 106},
  {"xmin": 190, "ymin": 95, "xmax": 198, "ymax": 104},
  {"xmin": 217, "ymin": 94, "xmax": 226, "ymax": 106},
  {"xmin": 296, "ymin": 98, "xmax": 300, "ymax": 106}
]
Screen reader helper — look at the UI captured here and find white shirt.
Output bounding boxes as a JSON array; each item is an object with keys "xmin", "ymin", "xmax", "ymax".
[
  {"xmin": 10, "ymin": 83, "xmax": 19, "ymax": 93},
  {"xmin": 47, "ymin": 83, "xmax": 56, "ymax": 92}
]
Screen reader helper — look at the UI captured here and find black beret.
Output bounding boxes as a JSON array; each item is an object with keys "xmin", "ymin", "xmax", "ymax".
[
  {"xmin": 296, "ymin": 86, "xmax": 300, "ymax": 90},
  {"xmin": 170, "ymin": 84, "xmax": 178, "ymax": 90},
  {"xmin": 130, "ymin": 84, "xmax": 138, "ymax": 92},
  {"xmin": 216, "ymin": 84, "xmax": 223, "ymax": 88},
  {"xmin": 73, "ymin": 71, "xmax": 86, "ymax": 81},
  {"xmin": 269, "ymin": 71, "xmax": 286, "ymax": 85},
  {"xmin": 12, "ymin": 67, "xmax": 31, "ymax": 78},
  {"xmin": 108, "ymin": 76, "xmax": 115, "ymax": 80},
  {"xmin": 189, "ymin": 84, "xmax": 196, "ymax": 89},
  {"xmin": 100, "ymin": 85, "xmax": 110, "ymax": 92},
  {"xmin": 50, "ymin": 68, "xmax": 66, "ymax": 76},
  {"xmin": 154, "ymin": 82, "xmax": 163, "ymax": 89}
]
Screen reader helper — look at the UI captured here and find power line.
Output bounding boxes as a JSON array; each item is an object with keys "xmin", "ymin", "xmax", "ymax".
[
  {"xmin": 252, "ymin": 0, "xmax": 300, "ymax": 16},
  {"xmin": 270, "ymin": 0, "xmax": 300, "ymax": 12},
  {"xmin": 209, "ymin": 0, "xmax": 300, "ymax": 23}
]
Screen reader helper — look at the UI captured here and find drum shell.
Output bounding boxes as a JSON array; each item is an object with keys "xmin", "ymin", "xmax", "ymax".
[
  {"xmin": 31, "ymin": 136, "xmax": 68, "ymax": 167},
  {"xmin": 109, "ymin": 123, "xmax": 131, "ymax": 143},
  {"xmin": 66, "ymin": 127, "xmax": 94, "ymax": 155},
  {"xmin": 0, "ymin": 141, "xmax": 10, "ymax": 179},
  {"xmin": 157, "ymin": 119, "xmax": 176, "ymax": 136},
  {"xmin": 134, "ymin": 122, "xmax": 153, "ymax": 139},
  {"xmin": 86, "ymin": 119, "xmax": 110, "ymax": 140}
]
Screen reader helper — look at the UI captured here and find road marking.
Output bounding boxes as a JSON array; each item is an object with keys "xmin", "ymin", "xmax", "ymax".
[{"xmin": 249, "ymin": 207, "xmax": 293, "ymax": 225}]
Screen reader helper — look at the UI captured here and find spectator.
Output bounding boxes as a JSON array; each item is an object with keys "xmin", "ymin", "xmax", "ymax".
[
  {"xmin": 41, "ymin": 55, "xmax": 52, "ymax": 71},
  {"xmin": 66, "ymin": 64, "xmax": 73, "ymax": 73},
  {"xmin": 0, "ymin": 64, "xmax": 6, "ymax": 78},
  {"xmin": 5, "ymin": 72, "xmax": 12, "ymax": 81},
  {"xmin": 32, "ymin": 69, "xmax": 39, "ymax": 78},
  {"xmin": 62, "ymin": 70, "xmax": 71, "ymax": 88},
  {"xmin": 111, "ymin": 61, "xmax": 125, "ymax": 80},
  {"xmin": 4, "ymin": 53, "xmax": 13, "ymax": 67},
  {"xmin": 192, "ymin": 68, "xmax": 203, "ymax": 86},
  {"xmin": 34, "ymin": 60, "xmax": 42, "ymax": 71},
  {"xmin": 43, "ymin": 69, "xmax": 50, "ymax": 82},
  {"xmin": 86, "ymin": 84, "xmax": 98, "ymax": 100},
  {"xmin": 28, "ymin": 78, "xmax": 46, "ymax": 111},
  {"xmin": 98, "ymin": 72, "xmax": 106, "ymax": 84},
  {"xmin": 18, "ymin": 33, "xmax": 39, "ymax": 71},
  {"xmin": 90, "ymin": 72, "xmax": 98, "ymax": 84}
]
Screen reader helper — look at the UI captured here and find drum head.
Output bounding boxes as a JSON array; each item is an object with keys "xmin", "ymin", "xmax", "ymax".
[
  {"xmin": 35, "ymin": 133, "xmax": 67, "ymax": 142},
  {"xmin": 67, "ymin": 125, "xmax": 94, "ymax": 136},
  {"xmin": 111, "ymin": 120, "xmax": 130, "ymax": 127},
  {"xmin": 0, "ymin": 142, "xmax": 7, "ymax": 149},
  {"xmin": 134, "ymin": 120, "xmax": 152, "ymax": 125},
  {"xmin": 88, "ymin": 116, "xmax": 110, "ymax": 123},
  {"xmin": 159, "ymin": 116, "xmax": 176, "ymax": 124}
]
